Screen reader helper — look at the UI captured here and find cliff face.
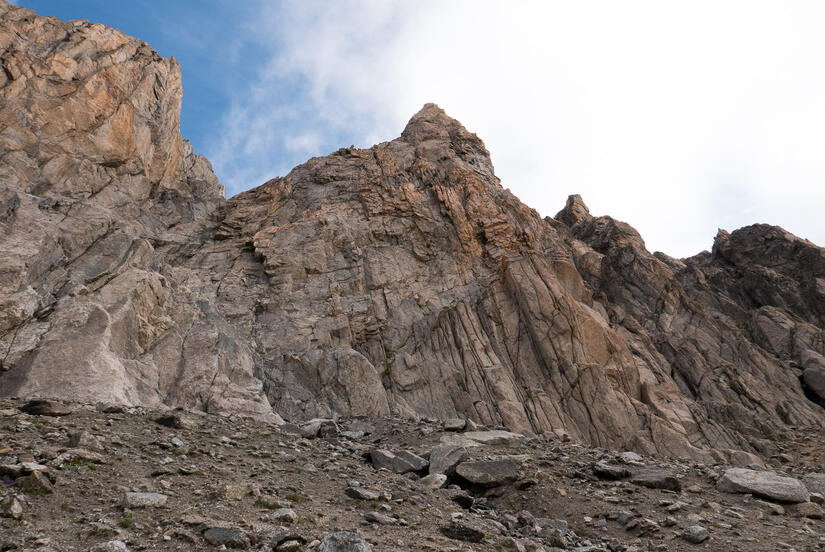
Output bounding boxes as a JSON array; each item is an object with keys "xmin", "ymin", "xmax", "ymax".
[{"xmin": 2, "ymin": 1, "xmax": 825, "ymax": 460}]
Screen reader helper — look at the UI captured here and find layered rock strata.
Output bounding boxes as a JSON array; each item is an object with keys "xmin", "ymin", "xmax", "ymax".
[{"xmin": 2, "ymin": 1, "xmax": 824, "ymax": 459}]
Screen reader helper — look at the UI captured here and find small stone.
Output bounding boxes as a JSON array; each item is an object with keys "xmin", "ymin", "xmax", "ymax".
[
  {"xmin": 16, "ymin": 470, "xmax": 53, "ymax": 494},
  {"xmin": 620, "ymin": 451, "xmax": 644, "ymax": 464},
  {"xmin": 318, "ymin": 531, "xmax": 373, "ymax": 552},
  {"xmin": 203, "ymin": 527, "xmax": 251, "ymax": 549},
  {"xmin": 418, "ymin": 473, "xmax": 447, "ymax": 490},
  {"xmin": 90, "ymin": 540, "xmax": 129, "ymax": 552},
  {"xmin": 791, "ymin": 501, "xmax": 824, "ymax": 519},
  {"xmin": 592, "ymin": 461, "xmax": 631, "ymax": 480},
  {"xmin": 273, "ymin": 507, "xmax": 297, "ymax": 523},
  {"xmin": 345, "ymin": 487, "xmax": 380, "ymax": 500},
  {"xmin": 440, "ymin": 521, "xmax": 484, "ymax": 543},
  {"xmin": 630, "ymin": 469, "xmax": 681, "ymax": 492},
  {"xmin": 682, "ymin": 525, "xmax": 709, "ymax": 544},
  {"xmin": 276, "ymin": 540, "xmax": 303, "ymax": 552},
  {"xmin": 67, "ymin": 430, "xmax": 103, "ymax": 451},
  {"xmin": 364, "ymin": 511, "xmax": 395, "ymax": 525},
  {"xmin": 170, "ymin": 436, "xmax": 184, "ymax": 448},
  {"xmin": 300, "ymin": 418, "xmax": 338, "ymax": 439},
  {"xmin": 1, "ymin": 495, "xmax": 23, "ymax": 519},
  {"xmin": 123, "ymin": 492, "xmax": 168, "ymax": 508}
]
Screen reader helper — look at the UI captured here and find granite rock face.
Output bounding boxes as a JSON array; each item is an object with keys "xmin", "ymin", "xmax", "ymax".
[
  {"xmin": 0, "ymin": 1, "xmax": 272, "ymax": 420},
  {"xmin": 2, "ymin": 2, "xmax": 825, "ymax": 459}
]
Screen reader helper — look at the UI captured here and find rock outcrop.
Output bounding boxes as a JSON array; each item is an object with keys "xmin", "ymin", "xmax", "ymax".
[{"xmin": 2, "ymin": 1, "xmax": 825, "ymax": 460}]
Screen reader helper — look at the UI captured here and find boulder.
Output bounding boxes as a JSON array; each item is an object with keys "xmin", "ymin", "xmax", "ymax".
[
  {"xmin": 370, "ymin": 449, "xmax": 428, "ymax": 474},
  {"xmin": 455, "ymin": 459, "xmax": 519, "ymax": 487},
  {"xmin": 19, "ymin": 400, "xmax": 71, "ymax": 417},
  {"xmin": 630, "ymin": 469, "xmax": 681, "ymax": 492},
  {"xmin": 429, "ymin": 445, "xmax": 469, "ymax": 476},
  {"xmin": 718, "ymin": 468, "xmax": 809, "ymax": 503}
]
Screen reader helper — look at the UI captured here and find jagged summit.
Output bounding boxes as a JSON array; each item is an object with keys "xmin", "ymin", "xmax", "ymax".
[
  {"xmin": 555, "ymin": 194, "xmax": 592, "ymax": 227},
  {"xmin": 2, "ymin": 3, "xmax": 825, "ymax": 468}
]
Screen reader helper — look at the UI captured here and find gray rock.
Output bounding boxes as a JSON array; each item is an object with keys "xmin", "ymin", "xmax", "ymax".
[
  {"xmin": 123, "ymin": 492, "xmax": 168, "ymax": 508},
  {"xmin": 802, "ymin": 472, "xmax": 825, "ymax": 496},
  {"xmin": 456, "ymin": 459, "xmax": 519, "ymax": 487},
  {"xmin": 203, "ymin": 527, "xmax": 250, "ymax": 549},
  {"xmin": 90, "ymin": 541, "xmax": 129, "ymax": 552},
  {"xmin": 300, "ymin": 418, "xmax": 338, "ymax": 439},
  {"xmin": 272, "ymin": 508, "xmax": 297, "ymax": 523},
  {"xmin": 682, "ymin": 525, "xmax": 709, "ymax": 544},
  {"xmin": 370, "ymin": 449, "xmax": 427, "ymax": 474},
  {"xmin": 718, "ymin": 468, "xmax": 809, "ymax": 503},
  {"xmin": 418, "ymin": 473, "xmax": 447, "ymax": 490},
  {"xmin": 429, "ymin": 445, "xmax": 469, "ymax": 476},
  {"xmin": 345, "ymin": 487, "xmax": 380, "ymax": 500},
  {"xmin": 443, "ymin": 418, "xmax": 466, "ymax": 431},
  {"xmin": 630, "ymin": 469, "xmax": 681, "ymax": 491},
  {"xmin": 440, "ymin": 521, "xmax": 485, "ymax": 543},
  {"xmin": 20, "ymin": 399, "xmax": 71, "ymax": 417},
  {"xmin": 440, "ymin": 431, "xmax": 525, "ymax": 448},
  {"xmin": 68, "ymin": 430, "xmax": 103, "ymax": 451},
  {"xmin": 593, "ymin": 461, "xmax": 631, "ymax": 480},
  {"xmin": 1, "ymin": 495, "xmax": 23, "ymax": 519},
  {"xmin": 318, "ymin": 531, "xmax": 373, "ymax": 552},
  {"xmin": 16, "ymin": 471, "xmax": 53, "ymax": 494},
  {"xmin": 364, "ymin": 511, "xmax": 395, "ymax": 525}
]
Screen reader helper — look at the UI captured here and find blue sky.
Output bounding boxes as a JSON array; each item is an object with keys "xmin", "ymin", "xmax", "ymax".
[{"xmin": 13, "ymin": 1, "xmax": 825, "ymax": 257}]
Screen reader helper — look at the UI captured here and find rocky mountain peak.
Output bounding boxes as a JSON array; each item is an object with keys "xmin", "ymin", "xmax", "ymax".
[
  {"xmin": 555, "ymin": 193, "xmax": 592, "ymax": 227},
  {"xmin": 3, "ymin": 4, "xmax": 825, "ymax": 473},
  {"xmin": 400, "ymin": 102, "xmax": 496, "ymax": 179}
]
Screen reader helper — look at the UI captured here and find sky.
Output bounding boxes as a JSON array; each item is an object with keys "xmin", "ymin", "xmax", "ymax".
[{"xmin": 14, "ymin": 0, "xmax": 825, "ymax": 257}]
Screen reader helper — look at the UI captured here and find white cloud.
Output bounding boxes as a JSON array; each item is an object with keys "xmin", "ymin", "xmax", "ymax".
[{"xmin": 210, "ymin": 0, "xmax": 825, "ymax": 257}]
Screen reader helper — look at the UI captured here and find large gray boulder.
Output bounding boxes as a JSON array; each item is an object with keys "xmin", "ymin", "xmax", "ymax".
[
  {"xmin": 455, "ymin": 459, "xmax": 519, "ymax": 487},
  {"xmin": 718, "ymin": 468, "xmax": 809, "ymax": 503}
]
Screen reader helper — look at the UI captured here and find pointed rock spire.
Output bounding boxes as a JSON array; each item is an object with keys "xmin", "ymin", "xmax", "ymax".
[{"xmin": 555, "ymin": 194, "xmax": 592, "ymax": 227}]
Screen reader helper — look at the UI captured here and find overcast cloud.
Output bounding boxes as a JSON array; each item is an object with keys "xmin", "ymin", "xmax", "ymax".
[{"xmin": 207, "ymin": 1, "xmax": 825, "ymax": 258}]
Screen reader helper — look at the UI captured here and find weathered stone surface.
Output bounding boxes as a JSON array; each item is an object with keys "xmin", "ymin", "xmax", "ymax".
[
  {"xmin": 2, "ymin": 2, "xmax": 825, "ymax": 465},
  {"xmin": 123, "ymin": 492, "xmax": 167, "ymax": 508},
  {"xmin": 682, "ymin": 525, "xmax": 709, "ymax": 544},
  {"xmin": 370, "ymin": 449, "xmax": 427, "ymax": 474},
  {"xmin": 802, "ymin": 473, "xmax": 825, "ymax": 496},
  {"xmin": 630, "ymin": 469, "xmax": 681, "ymax": 492},
  {"xmin": 718, "ymin": 468, "xmax": 809, "ymax": 503},
  {"xmin": 440, "ymin": 431, "xmax": 525, "ymax": 448},
  {"xmin": 593, "ymin": 461, "xmax": 631, "ymax": 480},
  {"xmin": 203, "ymin": 527, "xmax": 250, "ymax": 549},
  {"xmin": 455, "ymin": 459, "xmax": 519, "ymax": 487},
  {"xmin": 318, "ymin": 531, "xmax": 372, "ymax": 552},
  {"xmin": 19, "ymin": 400, "xmax": 71, "ymax": 417},
  {"xmin": 428, "ymin": 445, "xmax": 469, "ymax": 476},
  {"xmin": 418, "ymin": 473, "xmax": 447, "ymax": 490},
  {"xmin": 440, "ymin": 521, "xmax": 485, "ymax": 543}
]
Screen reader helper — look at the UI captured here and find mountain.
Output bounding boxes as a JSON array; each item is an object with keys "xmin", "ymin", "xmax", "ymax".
[{"xmin": 2, "ymin": 0, "xmax": 824, "ymax": 463}]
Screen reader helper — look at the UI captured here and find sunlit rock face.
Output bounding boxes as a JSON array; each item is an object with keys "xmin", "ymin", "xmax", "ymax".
[{"xmin": 2, "ymin": 1, "xmax": 824, "ymax": 459}]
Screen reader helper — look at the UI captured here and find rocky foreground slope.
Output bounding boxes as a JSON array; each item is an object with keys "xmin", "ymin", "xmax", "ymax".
[
  {"xmin": 2, "ymin": 0, "xmax": 825, "ymax": 468},
  {"xmin": 3, "ymin": 398, "xmax": 825, "ymax": 552}
]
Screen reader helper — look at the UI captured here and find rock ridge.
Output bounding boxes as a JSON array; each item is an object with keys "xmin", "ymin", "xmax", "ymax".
[{"xmin": 2, "ymin": 1, "xmax": 825, "ymax": 462}]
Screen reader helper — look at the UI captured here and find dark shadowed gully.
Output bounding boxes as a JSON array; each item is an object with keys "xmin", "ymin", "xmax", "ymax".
[{"xmin": 2, "ymin": 1, "xmax": 825, "ymax": 549}]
